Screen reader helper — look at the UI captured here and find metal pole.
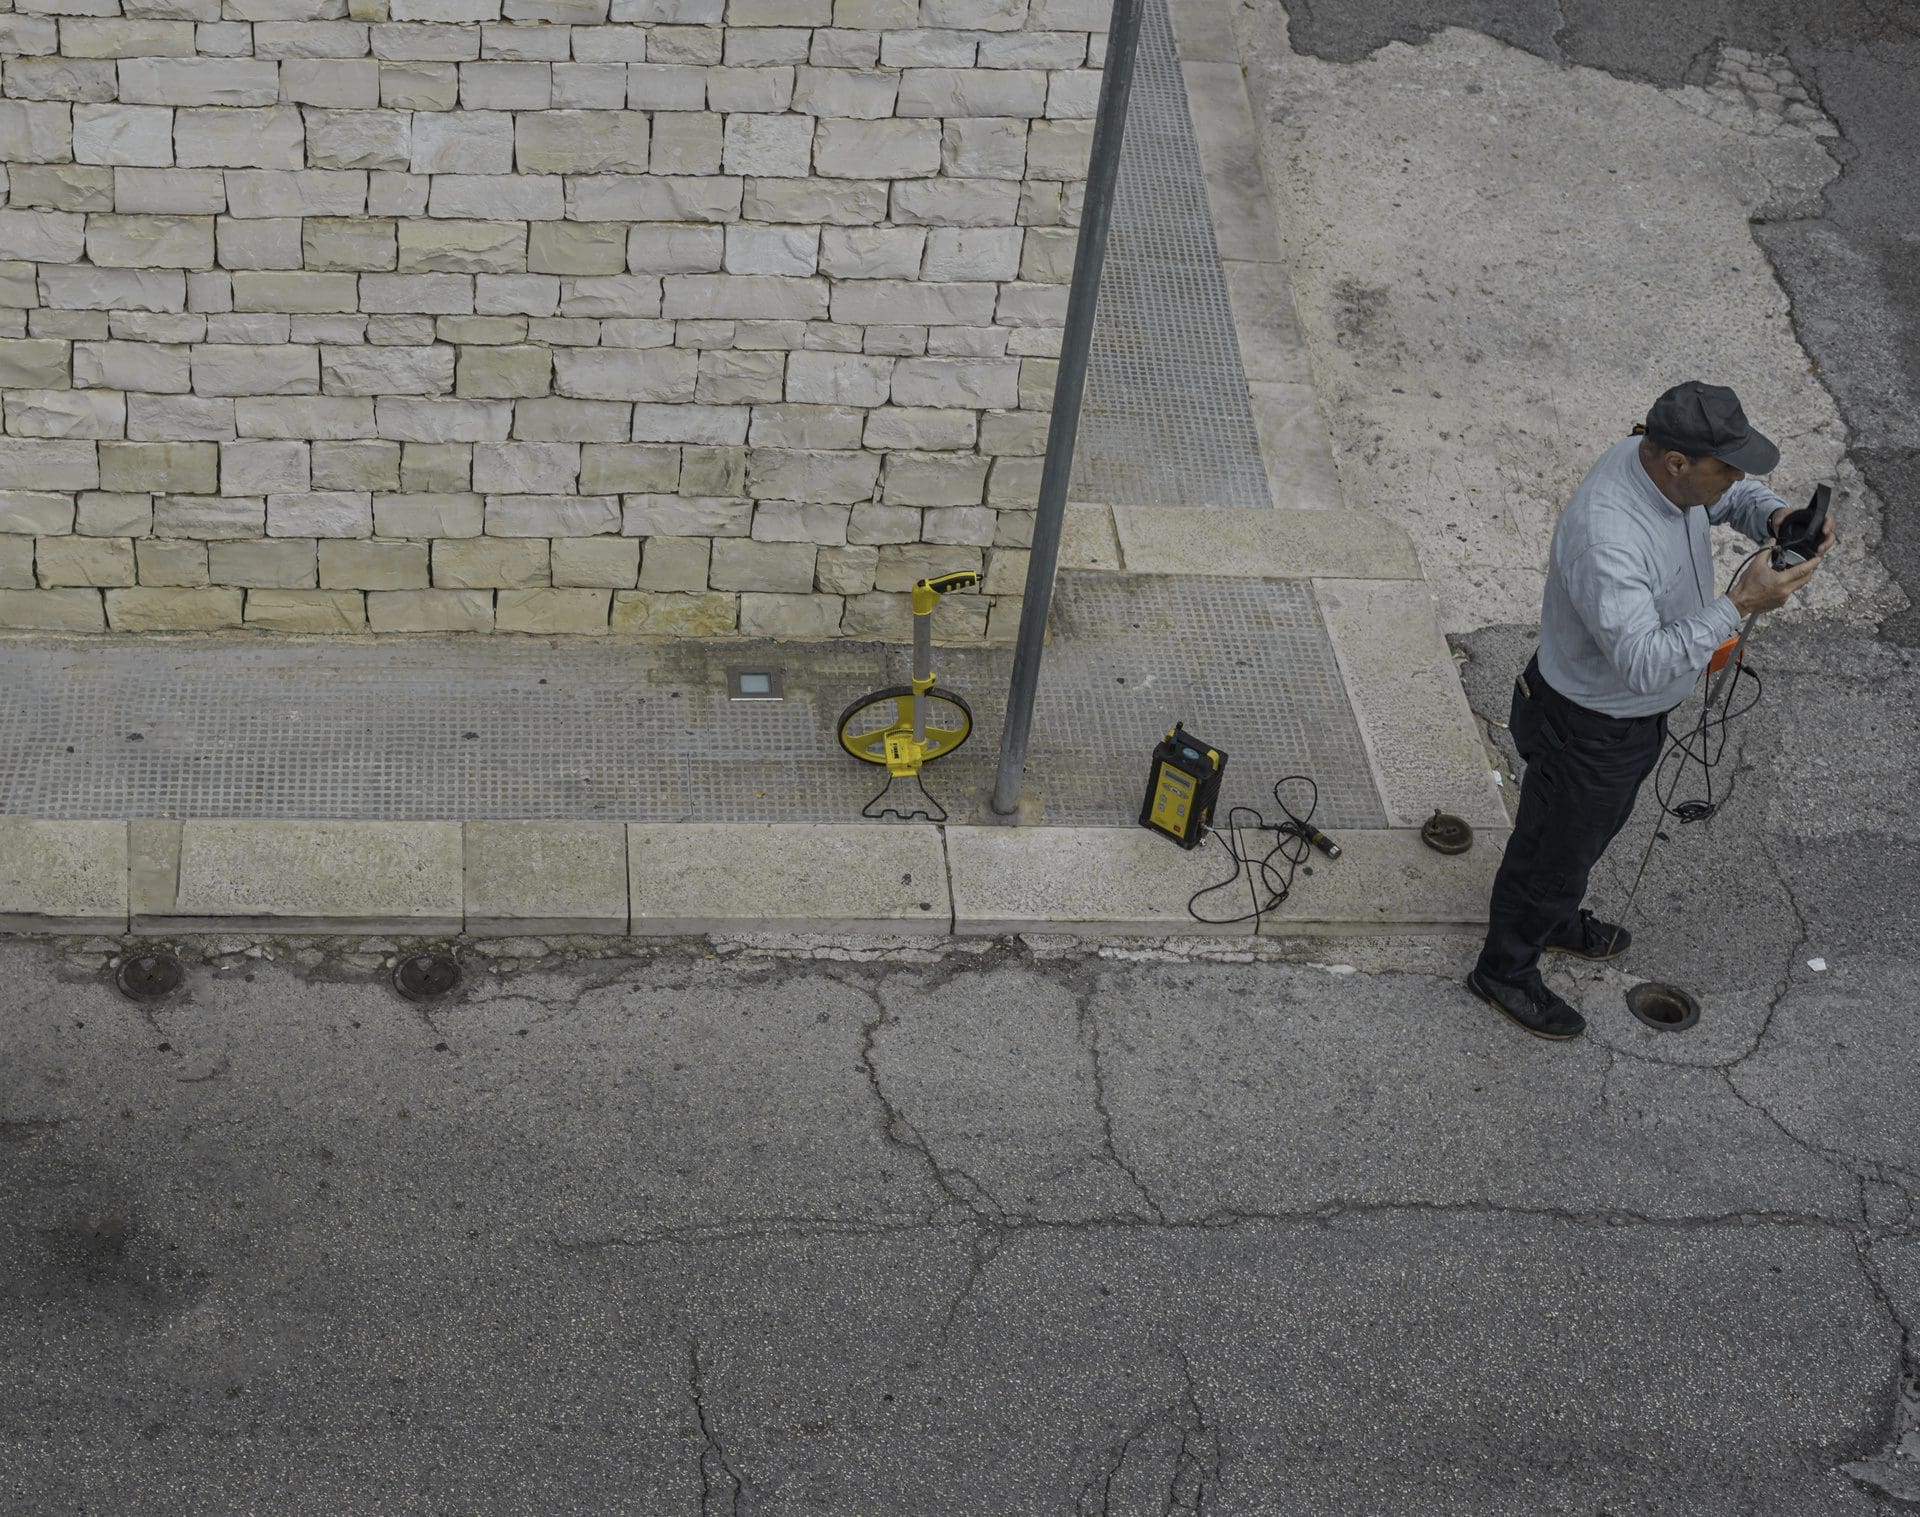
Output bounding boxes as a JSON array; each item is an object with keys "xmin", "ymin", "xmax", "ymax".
[{"xmin": 989, "ymin": 0, "xmax": 1144, "ymax": 816}]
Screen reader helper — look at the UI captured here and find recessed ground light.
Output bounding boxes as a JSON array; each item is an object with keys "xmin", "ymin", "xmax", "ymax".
[
  {"xmin": 728, "ymin": 668, "xmax": 784, "ymax": 701},
  {"xmin": 1624, "ymin": 982, "xmax": 1700, "ymax": 1033},
  {"xmin": 393, "ymin": 952, "xmax": 462, "ymax": 1003}
]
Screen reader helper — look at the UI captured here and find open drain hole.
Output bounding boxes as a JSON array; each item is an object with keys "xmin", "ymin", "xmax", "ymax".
[
  {"xmin": 1624, "ymin": 982, "xmax": 1700, "ymax": 1033},
  {"xmin": 393, "ymin": 952, "xmax": 462, "ymax": 1003},
  {"xmin": 115, "ymin": 952, "xmax": 184, "ymax": 1002}
]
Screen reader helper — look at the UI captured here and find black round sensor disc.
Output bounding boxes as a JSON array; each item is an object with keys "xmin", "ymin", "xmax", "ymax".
[
  {"xmin": 1421, "ymin": 811, "xmax": 1474, "ymax": 855},
  {"xmin": 1625, "ymin": 982, "xmax": 1700, "ymax": 1032},
  {"xmin": 115, "ymin": 952, "xmax": 184, "ymax": 1002},
  {"xmin": 393, "ymin": 952, "xmax": 462, "ymax": 1003}
]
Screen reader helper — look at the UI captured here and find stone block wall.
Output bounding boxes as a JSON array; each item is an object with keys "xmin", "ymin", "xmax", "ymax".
[{"xmin": 0, "ymin": 0, "xmax": 1104, "ymax": 639}]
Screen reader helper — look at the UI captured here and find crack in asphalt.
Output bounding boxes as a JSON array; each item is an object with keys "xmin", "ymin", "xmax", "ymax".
[{"xmin": 688, "ymin": 1339, "xmax": 746, "ymax": 1517}]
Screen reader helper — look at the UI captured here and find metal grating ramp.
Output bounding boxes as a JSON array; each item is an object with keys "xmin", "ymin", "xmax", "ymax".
[{"xmin": 1070, "ymin": 0, "xmax": 1275, "ymax": 509}]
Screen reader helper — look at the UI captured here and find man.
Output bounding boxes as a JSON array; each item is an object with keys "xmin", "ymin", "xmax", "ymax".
[{"xmin": 1469, "ymin": 380, "xmax": 1836, "ymax": 1040}]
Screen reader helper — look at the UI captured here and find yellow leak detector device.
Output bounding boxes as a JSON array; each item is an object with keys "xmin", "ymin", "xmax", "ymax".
[{"xmin": 1139, "ymin": 723, "xmax": 1227, "ymax": 849}]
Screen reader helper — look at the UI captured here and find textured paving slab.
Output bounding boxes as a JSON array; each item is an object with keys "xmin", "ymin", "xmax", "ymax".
[
  {"xmin": 0, "ymin": 574, "xmax": 1386, "ymax": 832},
  {"xmin": 136, "ymin": 819, "xmax": 463, "ymax": 934},
  {"xmin": 628, "ymin": 822, "xmax": 948, "ymax": 936},
  {"xmin": 1114, "ymin": 507, "xmax": 1420, "ymax": 578},
  {"xmin": 0, "ymin": 818, "xmax": 125, "ymax": 932}
]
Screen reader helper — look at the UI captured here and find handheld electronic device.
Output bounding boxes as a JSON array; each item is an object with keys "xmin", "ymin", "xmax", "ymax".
[
  {"xmin": 1140, "ymin": 724, "xmax": 1226, "ymax": 850},
  {"xmin": 1771, "ymin": 483, "xmax": 1830, "ymax": 571}
]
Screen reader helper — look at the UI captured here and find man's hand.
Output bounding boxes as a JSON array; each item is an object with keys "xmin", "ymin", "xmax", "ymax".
[{"xmin": 1731, "ymin": 546, "xmax": 1820, "ymax": 615}]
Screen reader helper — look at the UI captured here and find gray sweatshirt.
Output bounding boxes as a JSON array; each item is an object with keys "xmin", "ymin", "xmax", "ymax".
[{"xmin": 1537, "ymin": 436, "xmax": 1785, "ymax": 717}]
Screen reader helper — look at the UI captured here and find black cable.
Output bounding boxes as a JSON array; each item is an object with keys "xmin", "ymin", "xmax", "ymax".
[{"xmin": 1187, "ymin": 776, "xmax": 1321, "ymax": 928}]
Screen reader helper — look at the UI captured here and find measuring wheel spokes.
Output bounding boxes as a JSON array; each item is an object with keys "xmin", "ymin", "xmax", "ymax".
[{"xmin": 836, "ymin": 684, "xmax": 974, "ymax": 766}]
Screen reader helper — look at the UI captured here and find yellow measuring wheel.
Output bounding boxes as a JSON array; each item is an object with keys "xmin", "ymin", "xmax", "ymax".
[{"xmin": 836, "ymin": 570, "xmax": 979, "ymax": 820}]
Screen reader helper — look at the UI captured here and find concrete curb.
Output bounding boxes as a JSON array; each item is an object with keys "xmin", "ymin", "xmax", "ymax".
[{"xmin": 1, "ymin": 818, "xmax": 1503, "ymax": 940}]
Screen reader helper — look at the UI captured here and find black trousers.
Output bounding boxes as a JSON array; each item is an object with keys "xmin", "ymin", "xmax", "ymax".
[{"xmin": 1475, "ymin": 657, "xmax": 1668, "ymax": 986}]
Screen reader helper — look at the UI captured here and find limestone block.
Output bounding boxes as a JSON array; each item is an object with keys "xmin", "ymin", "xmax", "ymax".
[
  {"xmin": 0, "ymin": 818, "xmax": 126, "ymax": 931},
  {"xmin": 883, "ymin": 452, "xmax": 989, "ymax": 507},
  {"xmin": 381, "ymin": 61, "xmax": 460, "ymax": 109},
  {"xmin": 299, "ymin": 440, "xmax": 391, "ymax": 492},
  {"xmin": 696, "ymin": 350, "xmax": 787, "ymax": 405},
  {"xmin": 845, "ymin": 502, "xmax": 918, "ymax": 544},
  {"xmin": 10, "ymin": 165, "xmax": 116, "ymax": 214},
  {"xmin": 470, "ymin": 441, "xmax": 579, "ymax": 493},
  {"xmin": 749, "ymin": 500, "xmax": 848, "ymax": 544},
  {"xmin": 745, "ymin": 447, "xmax": 878, "ymax": 505},
  {"xmin": 225, "ymin": 169, "xmax": 370, "ymax": 219},
  {"xmin": 517, "ymin": 109, "xmax": 649, "ymax": 173},
  {"xmin": 321, "ymin": 343, "xmax": 455, "ymax": 395},
  {"xmin": 391, "ymin": 220, "xmax": 524, "ymax": 275},
  {"xmin": 986, "ymin": 454, "xmax": 1042, "ymax": 507},
  {"xmin": 306, "ymin": 108, "xmax": 413, "ymax": 170},
  {"xmin": 0, "ymin": 16, "xmax": 60, "ymax": 54},
  {"xmin": 817, "ymin": 227, "xmax": 923, "ymax": 282},
  {"xmin": 0, "ymin": 101, "xmax": 73, "ymax": 164},
  {"xmin": 136, "ymin": 538, "xmax": 209, "ymax": 586},
  {"xmin": 215, "ymin": 216, "xmax": 301, "ymax": 270},
  {"xmin": 251, "ymin": 19, "xmax": 366, "ymax": 54},
  {"xmin": 72, "ymin": 104, "xmax": 174, "ymax": 168},
  {"xmin": 780, "ymin": 351, "xmax": 890, "ymax": 408},
  {"xmin": 714, "ymin": 537, "xmax": 817, "ymax": 591},
  {"xmin": 660, "ymin": 275, "xmax": 828, "ymax": 324},
  {"xmin": 411, "ymin": 109, "xmax": 513, "ymax": 172},
  {"xmin": 220, "ymin": 439, "xmax": 310, "ymax": 494},
  {"xmin": 875, "ymin": 540, "xmax": 981, "ymax": 590},
  {"xmin": 103, "ymin": 584, "xmax": 244, "ymax": 629},
  {"xmin": 733, "ymin": 590, "xmax": 836, "ymax": 639},
  {"xmin": 98, "ymin": 440, "xmax": 216, "ymax": 493},
  {"xmin": 567, "ymin": 171, "xmax": 736, "ymax": 225},
  {"xmin": 209, "ymin": 537, "xmax": 317, "ymax": 587},
  {"xmin": 609, "ymin": 588, "xmax": 736, "ymax": 636},
  {"xmin": 303, "ymin": 217, "xmax": 398, "ymax": 271},
  {"xmin": 705, "ymin": 64, "xmax": 793, "ymax": 112},
  {"xmin": 863, "ymin": 407, "xmax": 975, "ymax": 452},
  {"xmin": 940, "ymin": 117, "xmax": 1027, "ymax": 180},
  {"xmin": 632, "ymin": 533, "xmax": 706, "ymax": 591},
  {"xmin": 367, "ymin": 587, "xmax": 494, "ymax": 631},
  {"xmin": 721, "ymin": 113, "xmax": 812, "ymax": 177},
  {"xmin": 228, "ymin": 271, "xmax": 360, "ymax": 313},
  {"xmin": 188, "ymin": 344, "xmax": 316, "ymax": 398},
  {"xmin": 491, "ymin": 585, "xmax": 608, "ymax": 633},
  {"xmin": 555, "ymin": 272, "xmax": 665, "ymax": 318},
  {"xmin": 723, "ymin": 224, "xmax": 819, "ymax": 277},
  {"xmin": 360, "ymin": 272, "xmax": 476, "ymax": 314},
  {"xmin": 551, "ymin": 62, "xmax": 628, "ymax": 109},
  {"xmin": 0, "ymin": 495, "xmax": 75, "ymax": 537},
  {"xmin": 807, "ymin": 542, "xmax": 873, "ymax": 595},
  {"xmin": 620, "ymin": 224, "xmax": 721, "ymax": 278},
  {"xmin": 578, "ymin": 443, "xmax": 679, "ymax": 493},
  {"xmin": 877, "ymin": 29, "xmax": 976, "ymax": 67},
  {"xmin": 791, "ymin": 64, "xmax": 896, "ymax": 118},
  {"xmin": 621, "ymin": 493, "xmax": 750, "ymax": 537},
  {"xmin": 75, "ymin": 492, "xmax": 153, "ymax": 537},
  {"xmin": 830, "ymin": 280, "xmax": 996, "ymax": 327},
  {"xmin": 679, "ymin": 445, "xmax": 744, "ymax": 499},
  {"xmin": 153, "ymin": 493, "xmax": 263, "ymax": 538},
  {"xmin": 431, "ymin": 534, "xmax": 546, "ymax": 586},
  {"xmin": 0, "ymin": 587, "xmax": 106, "ymax": 631},
  {"xmin": 897, "ymin": 66, "xmax": 1044, "ymax": 118},
  {"xmin": 916, "ymin": 227, "xmax": 1017, "ymax": 283},
  {"xmin": 922, "ymin": 0, "xmax": 1025, "ymax": 26},
  {"xmin": 267, "ymin": 490, "xmax": 373, "ymax": 537},
  {"xmin": 554, "ymin": 347, "xmax": 699, "ymax": 402},
  {"xmin": 742, "ymin": 178, "xmax": 887, "ymax": 228},
  {"xmin": 1046, "ymin": 68, "xmax": 1100, "ymax": 118},
  {"xmin": 34, "ymin": 534, "xmax": 134, "ymax": 587},
  {"xmin": 460, "ymin": 60, "xmax": 552, "ymax": 108},
  {"xmin": 174, "ymin": 107, "xmax": 306, "ymax": 169},
  {"xmin": 243, "ymin": 587, "xmax": 367, "ymax": 631},
  {"xmin": 1026, "ymin": 118, "xmax": 1093, "ymax": 180},
  {"xmin": 726, "ymin": 0, "xmax": 827, "ymax": 22},
  {"xmin": 812, "ymin": 117, "xmax": 939, "ymax": 180},
  {"xmin": 398, "ymin": 443, "xmax": 473, "ymax": 493},
  {"xmin": 484, "ymin": 493, "xmax": 619, "ymax": 536},
  {"xmin": 0, "ymin": 210, "xmax": 85, "ymax": 263},
  {"xmin": 922, "ymin": 504, "xmax": 996, "ymax": 544},
  {"xmin": 428, "ymin": 173, "xmax": 567, "ymax": 219},
  {"xmin": 475, "ymin": 273, "xmax": 562, "ymax": 316},
  {"xmin": 5, "ymin": 389, "xmax": 124, "ymax": 440},
  {"xmin": 889, "ymin": 356, "xmax": 1019, "ymax": 408},
  {"xmin": 312, "ymin": 539, "xmax": 416, "ymax": 591},
  {"xmin": 892, "ymin": 178, "xmax": 1021, "ymax": 227},
  {"xmin": 544, "ymin": 535, "xmax": 636, "ymax": 588},
  {"xmin": 749, "ymin": 403, "xmax": 865, "ymax": 451},
  {"xmin": 282, "ymin": 57, "xmax": 382, "ymax": 106},
  {"xmin": 981, "ymin": 544, "xmax": 1028, "ymax": 595},
  {"xmin": 374, "ymin": 396, "xmax": 512, "ymax": 442},
  {"xmin": 978, "ymin": 30, "xmax": 1088, "ymax": 67},
  {"xmin": 527, "ymin": 220, "xmax": 627, "ymax": 276},
  {"xmin": 455, "ymin": 344, "xmax": 553, "ymax": 399},
  {"xmin": 0, "ymin": 340, "xmax": 72, "ymax": 391},
  {"xmin": 119, "ymin": 58, "xmax": 279, "ymax": 107}
]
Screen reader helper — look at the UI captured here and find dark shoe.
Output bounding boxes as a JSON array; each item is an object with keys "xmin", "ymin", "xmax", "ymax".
[
  {"xmin": 1466, "ymin": 970, "xmax": 1586, "ymax": 1041},
  {"xmin": 1544, "ymin": 908, "xmax": 1630, "ymax": 961}
]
